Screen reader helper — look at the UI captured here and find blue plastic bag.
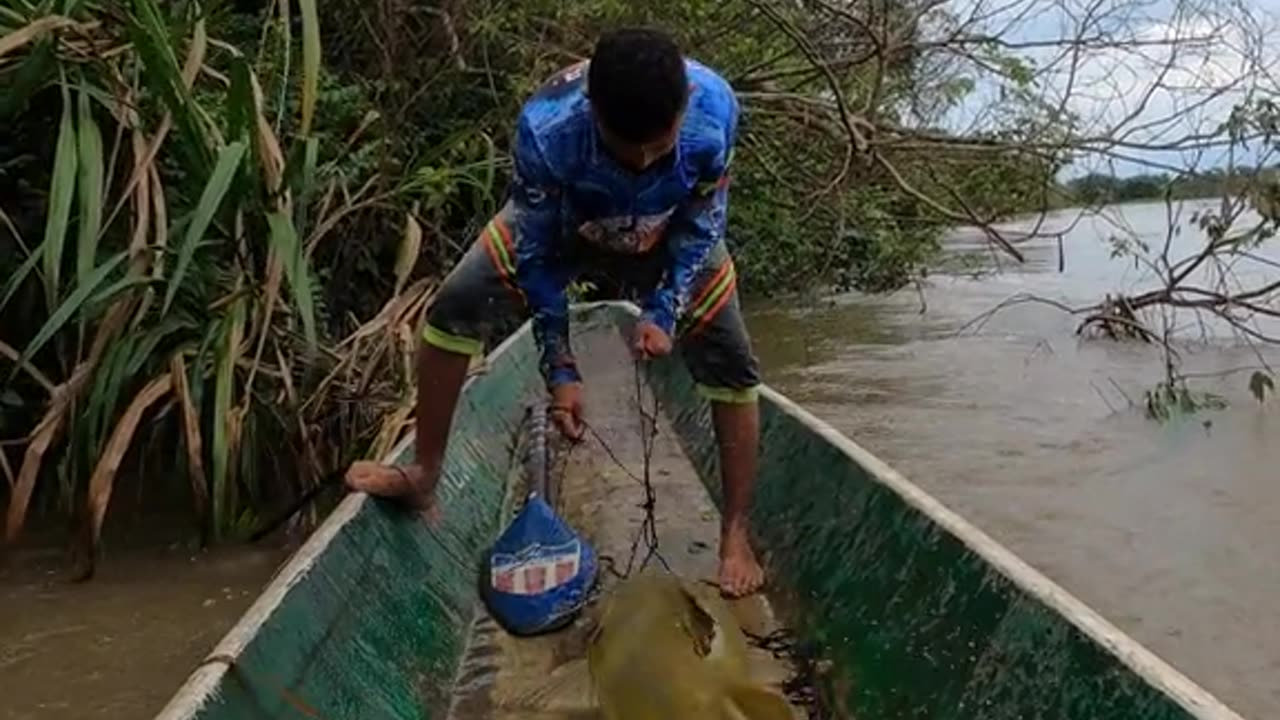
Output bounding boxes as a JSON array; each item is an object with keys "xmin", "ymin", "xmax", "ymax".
[{"xmin": 481, "ymin": 493, "xmax": 598, "ymax": 636}]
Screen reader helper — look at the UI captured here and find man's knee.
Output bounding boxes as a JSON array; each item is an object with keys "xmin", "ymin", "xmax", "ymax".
[
  {"xmin": 421, "ymin": 235, "xmax": 524, "ymax": 356},
  {"xmin": 694, "ymin": 351, "xmax": 760, "ymax": 404},
  {"xmin": 682, "ymin": 331, "xmax": 761, "ymax": 405},
  {"xmin": 422, "ymin": 279, "xmax": 486, "ymax": 356},
  {"xmin": 698, "ymin": 382, "xmax": 759, "ymax": 405}
]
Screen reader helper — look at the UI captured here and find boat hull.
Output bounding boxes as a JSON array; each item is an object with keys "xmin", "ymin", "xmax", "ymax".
[{"xmin": 157, "ymin": 302, "xmax": 1244, "ymax": 720}]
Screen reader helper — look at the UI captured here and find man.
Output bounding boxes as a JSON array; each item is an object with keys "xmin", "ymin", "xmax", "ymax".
[{"xmin": 346, "ymin": 27, "xmax": 765, "ymax": 597}]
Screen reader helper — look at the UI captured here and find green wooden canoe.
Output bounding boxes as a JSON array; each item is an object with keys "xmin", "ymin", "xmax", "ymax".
[{"xmin": 156, "ymin": 301, "xmax": 1246, "ymax": 720}]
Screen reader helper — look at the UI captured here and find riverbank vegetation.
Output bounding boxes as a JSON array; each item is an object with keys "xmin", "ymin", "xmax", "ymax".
[
  {"xmin": 1053, "ymin": 166, "xmax": 1280, "ymax": 207},
  {"xmin": 2, "ymin": 0, "xmax": 1277, "ymax": 564}
]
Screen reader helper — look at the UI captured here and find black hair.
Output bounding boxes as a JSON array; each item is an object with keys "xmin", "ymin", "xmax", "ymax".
[{"xmin": 587, "ymin": 27, "xmax": 689, "ymax": 144}]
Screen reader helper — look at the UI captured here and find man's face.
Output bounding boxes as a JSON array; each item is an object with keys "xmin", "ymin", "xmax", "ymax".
[{"xmin": 594, "ymin": 111, "xmax": 683, "ymax": 173}]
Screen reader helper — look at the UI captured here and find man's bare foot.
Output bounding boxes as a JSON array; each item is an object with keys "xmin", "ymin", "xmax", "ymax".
[
  {"xmin": 718, "ymin": 523, "xmax": 765, "ymax": 598},
  {"xmin": 345, "ymin": 461, "xmax": 441, "ymax": 525}
]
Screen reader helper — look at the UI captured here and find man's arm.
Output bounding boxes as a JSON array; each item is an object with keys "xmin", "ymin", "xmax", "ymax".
[
  {"xmin": 510, "ymin": 116, "xmax": 579, "ymax": 388},
  {"xmin": 641, "ymin": 112, "xmax": 738, "ymax": 336},
  {"xmin": 640, "ymin": 83, "xmax": 742, "ymax": 333}
]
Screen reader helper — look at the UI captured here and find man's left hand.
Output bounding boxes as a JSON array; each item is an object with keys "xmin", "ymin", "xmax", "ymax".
[{"xmin": 633, "ymin": 320, "xmax": 673, "ymax": 359}]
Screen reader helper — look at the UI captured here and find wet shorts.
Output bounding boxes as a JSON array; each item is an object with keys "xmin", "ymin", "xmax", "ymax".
[{"xmin": 422, "ymin": 202, "xmax": 761, "ymax": 403}]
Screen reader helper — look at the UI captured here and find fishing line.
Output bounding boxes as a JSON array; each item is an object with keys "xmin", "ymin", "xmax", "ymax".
[
  {"xmin": 579, "ymin": 421, "xmax": 644, "ymax": 486},
  {"xmin": 564, "ymin": 354, "xmax": 671, "ymax": 583},
  {"xmin": 629, "ymin": 355, "xmax": 669, "ymax": 575}
]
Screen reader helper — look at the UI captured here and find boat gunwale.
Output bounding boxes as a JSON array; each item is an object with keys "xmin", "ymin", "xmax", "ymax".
[
  {"xmin": 153, "ymin": 314, "xmax": 538, "ymax": 720},
  {"xmin": 154, "ymin": 300, "xmax": 1246, "ymax": 720},
  {"xmin": 755, "ymin": 383, "xmax": 1246, "ymax": 720}
]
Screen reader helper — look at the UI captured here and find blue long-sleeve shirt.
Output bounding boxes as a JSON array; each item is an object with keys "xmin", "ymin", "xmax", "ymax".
[{"xmin": 508, "ymin": 58, "xmax": 739, "ymax": 388}]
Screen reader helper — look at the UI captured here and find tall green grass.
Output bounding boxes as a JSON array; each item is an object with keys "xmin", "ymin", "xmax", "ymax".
[{"xmin": 0, "ymin": 0, "xmax": 465, "ymax": 575}]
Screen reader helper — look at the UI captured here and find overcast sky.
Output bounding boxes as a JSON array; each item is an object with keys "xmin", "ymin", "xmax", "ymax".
[{"xmin": 936, "ymin": 0, "xmax": 1280, "ymax": 177}]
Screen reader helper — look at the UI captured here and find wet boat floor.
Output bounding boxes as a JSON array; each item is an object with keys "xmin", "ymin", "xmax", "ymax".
[{"xmin": 444, "ymin": 330, "xmax": 804, "ymax": 719}]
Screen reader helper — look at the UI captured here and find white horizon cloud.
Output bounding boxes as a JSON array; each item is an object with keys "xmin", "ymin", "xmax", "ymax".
[{"xmin": 919, "ymin": 0, "xmax": 1280, "ymax": 176}]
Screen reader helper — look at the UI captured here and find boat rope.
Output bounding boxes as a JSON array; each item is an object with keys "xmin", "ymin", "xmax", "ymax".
[
  {"xmin": 560, "ymin": 356, "xmax": 671, "ymax": 581},
  {"xmin": 626, "ymin": 354, "xmax": 670, "ymax": 575},
  {"xmin": 741, "ymin": 625, "xmax": 851, "ymax": 719}
]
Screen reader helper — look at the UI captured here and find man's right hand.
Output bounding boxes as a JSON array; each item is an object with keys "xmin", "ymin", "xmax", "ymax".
[{"xmin": 550, "ymin": 381, "xmax": 586, "ymax": 441}]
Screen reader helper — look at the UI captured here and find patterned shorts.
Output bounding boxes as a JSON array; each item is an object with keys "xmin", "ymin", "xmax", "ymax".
[{"xmin": 422, "ymin": 202, "xmax": 761, "ymax": 403}]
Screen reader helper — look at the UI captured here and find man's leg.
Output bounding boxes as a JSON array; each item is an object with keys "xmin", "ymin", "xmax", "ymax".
[
  {"xmin": 409, "ymin": 341, "xmax": 472, "ymax": 503},
  {"xmin": 676, "ymin": 251, "xmax": 765, "ymax": 597},
  {"xmin": 347, "ymin": 211, "xmax": 526, "ymax": 509},
  {"xmin": 710, "ymin": 395, "xmax": 764, "ymax": 598}
]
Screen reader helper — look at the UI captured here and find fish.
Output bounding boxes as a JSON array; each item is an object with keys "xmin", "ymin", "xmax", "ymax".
[{"xmin": 585, "ymin": 571, "xmax": 795, "ymax": 720}]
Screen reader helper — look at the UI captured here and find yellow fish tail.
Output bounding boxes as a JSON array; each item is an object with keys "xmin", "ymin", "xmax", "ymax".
[{"xmin": 720, "ymin": 683, "xmax": 796, "ymax": 720}]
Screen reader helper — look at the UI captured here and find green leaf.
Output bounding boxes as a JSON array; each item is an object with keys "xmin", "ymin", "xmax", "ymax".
[
  {"xmin": 266, "ymin": 210, "xmax": 317, "ymax": 350},
  {"xmin": 0, "ymin": 244, "xmax": 44, "ymax": 313},
  {"xmin": 85, "ymin": 338, "xmax": 133, "ymax": 461},
  {"xmin": 128, "ymin": 0, "xmax": 212, "ymax": 177},
  {"xmin": 298, "ymin": 0, "xmax": 320, "ymax": 135},
  {"xmin": 42, "ymin": 79, "xmax": 78, "ymax": 310},
  {"xmin": 162, "ymin": 140, "xmax": 247, "ymax": 317},
  {"xmin": 272, "ymin": 0, "xmax": 291, "ymax": 130},
  {"xmin": 11, "ymin": 251, "xmax": 127, "ymax": 382},
  {"xmin": 1249, "ymin": 371, "xmax": 1274, "ymax": 403},
  {"xmin": 0, "ymin": 36, "xmax": 56, "ymax": 121},
  {"xmin": 0, "ymin": 6, "xmax": 28, "ymax": 25},
  {"xmin": 86, "ymin": 275, "xmax": 155, "ymax": 310},
  {"xmin": 190, "ymin": 318, "xmax": 219, "ymax": 411},
  {"xmin": 211, "ymin": 297, "xmax": 245, "ymax": 537},
  {"xmin": 293, "ymin": 136, "xmax": 319, "ymax": 232},
  {"xmin": 126, "ymin": 316, "xmax": 194, "ymax": 377},
  {"xmin": 477, "ymin": 131, "xmax": 497, "ymax": 216},
  {"xmin": 75, "ymin": 80, "xmax": 104, "ymax": 288}
]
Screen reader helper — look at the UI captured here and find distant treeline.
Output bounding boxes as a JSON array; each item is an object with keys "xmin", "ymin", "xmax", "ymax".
[{"xmin": 1061, "ymin": 166, "xmax": 1280, "ymax": 205}]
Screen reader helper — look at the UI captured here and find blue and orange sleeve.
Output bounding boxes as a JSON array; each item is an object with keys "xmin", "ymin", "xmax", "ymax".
[
  {"xmin": 641, "ymin": 98, "xmax": 739, "ymax": 335},
  {"xmin": 510, "ymin": 115, "xmax": 580, "ymax": 388}
]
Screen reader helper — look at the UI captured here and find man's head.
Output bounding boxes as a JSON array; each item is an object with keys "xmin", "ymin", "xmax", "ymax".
[{"xmin": 587, "ymin": 27, "xmax": 689, "ymax": 172}]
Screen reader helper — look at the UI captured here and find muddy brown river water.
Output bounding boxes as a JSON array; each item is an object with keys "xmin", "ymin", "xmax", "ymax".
[
  {"xmin": 2, "ymin": 199, "xmax": 1278, "ymax": 718},
  {"xmin": 748, "ymin": 199, "xmax": 1280, "ymax": 719}
]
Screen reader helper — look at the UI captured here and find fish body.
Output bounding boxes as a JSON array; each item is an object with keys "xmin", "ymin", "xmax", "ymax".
[{"xmin": 586, "ymin": 571, "xmax": 793, "ymax": 720}]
